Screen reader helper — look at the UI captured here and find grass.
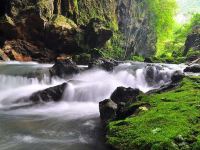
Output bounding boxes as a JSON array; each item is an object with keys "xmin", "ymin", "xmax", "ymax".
[{"xmin": 107, "ymin": 76, "xmax": 200, "ymax": 150}]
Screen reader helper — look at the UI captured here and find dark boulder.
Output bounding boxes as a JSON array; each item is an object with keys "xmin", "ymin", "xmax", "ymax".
[
  {"xmin": 184, "ymin": 64, "xmax": 200, "ymax": 73},
  {"xmin": 99, "ymin": 99, "xmax": 118, "ymax": 122},
  {"xmin": 147, "ymin": 71, "xmax": 184, "ymax": 94},
  {"xmin": 110, "ymin": 87, "xmax": 141, "ymax": 105},
  {"xmin": 117, "ymin": 102, "xmax": 151, "ymax": 119},
  {"xmin": 85, "ymin": 18, "xmax": 113, "ymax": 48},
  {"xmin": 50, "ymin": 59, "xmax": 80, "ymax": 77},
  {"xmin": 88, "ymin": 58, "xmax": 118, "ymax": 71},
  {"xmin": 16, "ymin": 83, "xmax": 67, "ymax": 104},
  {"xmin": 171, "ymin": 71, "xmax": 184, "ymax": 83}
]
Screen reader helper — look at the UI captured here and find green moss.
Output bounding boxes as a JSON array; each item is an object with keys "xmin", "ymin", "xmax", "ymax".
[
  {"xmin": 100, "ymin": 32, "xmax": 124, "ymax": 60},
  {"xmin": 51, "ymin": 15, "xmax": 77, "ymax": 28},
  {"xmin": 107, "ymin": 77, "xmax": 200, "ymax": 149},
  {"xmin": 131, "ymin": 55, "xmax": 145, "ymax": 62},
  {"xmin": 37, "ymin": 0, "xmax": 53, "ymax": 20}
]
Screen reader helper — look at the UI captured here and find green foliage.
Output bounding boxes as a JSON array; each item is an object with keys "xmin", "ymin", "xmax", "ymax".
[
  {"xmin": 146, "ymin": 0, "xmax": 177, "ymax": 55},
  {"xmin": 164, "ymin": 13, "xmax": 200, "ymax": 57},
  {"xmin": 51, "ymin": 15, "xmax": 77, "ymax": 28},
  {"xmin": 131, "ymin": 55, "xmax": 145, "ymax": 62},
  {"xmin": 107, "ymin": 77, "xmax": 200, "ymax": 149},
  {"xmin": 100, "ymin": 32, "xmax": 124, "ymax": 60}
]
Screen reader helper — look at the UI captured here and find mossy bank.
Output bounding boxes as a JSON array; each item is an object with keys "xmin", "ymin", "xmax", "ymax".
[{"xmin": 107, "ymin": 76, "xmax": 200, "ymax": 149}]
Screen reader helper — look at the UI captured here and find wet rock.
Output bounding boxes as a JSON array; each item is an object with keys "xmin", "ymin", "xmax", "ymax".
[
  {"xmin": 110, "ymin": 87, "xmax": 141, "ymax": 105},
  {"xmin": 16, "ymin": 83, "xmax": 67, "ymax": 104},
  {"xmin": 88, "ymin": 58, "xmax": 118, "ymax": 71},
  {"xmin": 144, "ymin": 65, "xmax": 162, "ymax": 86},
  {"xmin": 99, "ymin": 99, "xmax": 118, "ymax": 122},
  {"xmin": 184, "ymin": 64, "xmax": 200, "ymax": 73},
  {"xmin": 188, "ymin": 57, "xmax": 200, "ymax": 65},
  {"xmin": 30, "ymin": 83, "xmax": 67, "ymax": 103},
  {"xmin": 50, "ymin": 59, "xmax": 80, "ymax": 77},
  {"xmin": 171, "ymin": 71, "xmax": 184, "ymax": 83}
]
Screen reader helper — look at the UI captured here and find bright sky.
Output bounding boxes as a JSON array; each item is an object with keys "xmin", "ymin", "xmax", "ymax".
[{"xmin": 175, "ymin": 0, "xmax": 200, "ymax": 24}]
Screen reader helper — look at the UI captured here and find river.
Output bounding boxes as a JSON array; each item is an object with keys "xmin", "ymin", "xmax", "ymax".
[{"xmin": 0, "ymin": 61, "xmax": 185, "ymax": 150}]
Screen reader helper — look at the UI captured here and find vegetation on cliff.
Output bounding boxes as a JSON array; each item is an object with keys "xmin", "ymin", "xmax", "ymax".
[
  {"xmin": 107, "ymin": 76, "xmax": 200, "ymax": 149},
  {"xmin": 146, "ymin": 0, "xmax": 177, "ymax": 56}
]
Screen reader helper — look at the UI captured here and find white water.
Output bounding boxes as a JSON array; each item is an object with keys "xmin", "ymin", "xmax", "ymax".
[{"xmin": 0, "ymin": 61, "xmax": 185, "ymax": 150}]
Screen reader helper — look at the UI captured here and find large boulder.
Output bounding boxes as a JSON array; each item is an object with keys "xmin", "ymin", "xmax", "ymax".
[
  {"xmin": 184, "ymin": 64, "xmax": 200, "ymax": 73},
  {"xmin": 110, "ymin": 87, "xmax": 141, "ymax": 105},
  {"xmin": 84, "ymin": 18, "xmax": 113, "ymax": 48},
  {"xmin": 99, "ymin": 99, "xmax": 118, "ymax": 122},
  {"xmin": 50, "ymin": 59, "xmax": 80, "ymax": 77},
  {"xmin": 171, "ymin": 71, "xmax": 184, "ymax": 83},
  {"xmin": 88, "ymin": 58, "xmax": 118, "ymax": 71},
  {"xmin": 17, "ymin": 83, "xmax": 67, "ymax": 104}
]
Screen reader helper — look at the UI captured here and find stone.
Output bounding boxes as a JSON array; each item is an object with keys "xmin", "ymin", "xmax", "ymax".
[
  {"xmin": 99, "ymin": 99, "xmax": 118, "ymax": 122},
  {"xmin": 50, "ymin": 58, "xmax": 80, "ymax": 77},
  {"xmin": 110, "ymin": 87, "xmax": 141, "ymax": 105},
  {"xmin": 184, "ymin": 64, "xmax": 200, "ymax": 73},
  {"xmin": 16, "ymin": 83, "xmax": 67, "ymax": 104},
  {"xmin": 84, "ymin": 18, "xmax": 113, "ymax": 48},
  {"xmin": 88, "ymin": 58, "xmax": 118, "ymax": 71},
  {"xmin": 171, "ymin": 71, "xmax": 184, "ymax": 83},
  {"xmin": 30, "ymin": 83, "xmax": 67, "ymax": 103}
]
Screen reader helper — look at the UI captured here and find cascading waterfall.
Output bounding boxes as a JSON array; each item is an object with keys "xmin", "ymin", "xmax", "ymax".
[{"xmin": 0, "ymin": 61, "xmax": 185, "ymax": 150}]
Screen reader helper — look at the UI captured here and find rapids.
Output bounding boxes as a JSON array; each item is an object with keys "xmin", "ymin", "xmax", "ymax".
[{"xmin": 0, "ymin": 61, "xmax": 185, "ymax": 150}]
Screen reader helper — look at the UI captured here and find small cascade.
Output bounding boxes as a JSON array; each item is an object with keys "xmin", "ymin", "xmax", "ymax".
[{"xmin": 0, "ymin": 61, "xmax": 185, "ymax": 108}]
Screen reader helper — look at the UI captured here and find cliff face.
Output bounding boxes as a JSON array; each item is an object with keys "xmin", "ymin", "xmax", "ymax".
[
  {"xmin": 117, "ymin": 0, "xmax": 156, "ymax": 57},
  {"xmin": 0, "ymin": 0, "xmax": 156, "ymax": 62}
]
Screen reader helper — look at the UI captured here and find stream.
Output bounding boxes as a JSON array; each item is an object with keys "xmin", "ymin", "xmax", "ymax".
[{"xmin": 0, "ymin": 61, "xmax": 186, "ymax": 150}]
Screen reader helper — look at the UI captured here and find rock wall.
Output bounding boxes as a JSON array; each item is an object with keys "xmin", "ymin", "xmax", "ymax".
[
  {"xmin": 117, "ymin": 0, "xmax": 156, "ymax": 57},
  {"xmin": 0, "ymin": 0, "xmax": 156, "ymax": 62}
]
